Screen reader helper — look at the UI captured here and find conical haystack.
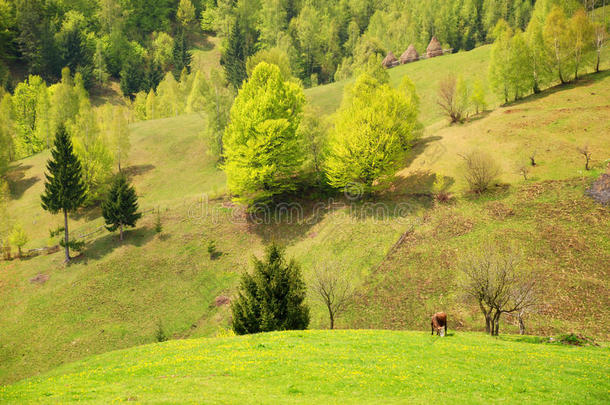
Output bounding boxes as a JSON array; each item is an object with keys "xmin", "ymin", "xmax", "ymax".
[
  {"xmin": 400, "ymin": 44, "xmax": 419, "ymax": 64},
  {"xmin": 382, "ymin": 51, "xmax": 398, "ymax": 68},
  {"xmin": 426, "ymin": 36, "xmax": 443, "ymax": 58}
]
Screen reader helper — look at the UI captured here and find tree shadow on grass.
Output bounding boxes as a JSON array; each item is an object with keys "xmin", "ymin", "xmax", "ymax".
[
  {"xmin": 403, "ymin": 136, "xmax": 442, "ymax": 168},
  {"xmin": 504, "ymin": 69, "xmax": 610, "ymax": 108},
  {"xmin": 123, "ymin": 164, "xmax": 156, "ymax": 178},
  {"xmin": 6, "ymin": 164, "xmax": 38, "ymax": 199},
  {"xmin": 81, "ymin": 226, "xmax": 156, "ymax": 262}
]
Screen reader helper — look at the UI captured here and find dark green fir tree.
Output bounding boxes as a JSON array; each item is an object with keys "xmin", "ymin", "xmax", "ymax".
[
  {"xmin": 102, "ymin": 174, "xmax": 142, "ymax": 241},
  {"xmin": 231, "ymin": 244, "xmax": 310, "ymax": 335},
  {"xmin": 41, "ymin": 124, "xmax": 86, "ymax": 262},
  {"xmin": 220, "ymin": 19, "xmax": 247, "ymax": 90}
]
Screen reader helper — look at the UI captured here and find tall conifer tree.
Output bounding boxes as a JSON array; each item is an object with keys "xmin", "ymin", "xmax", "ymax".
[{"xmin": 41, "ymin": 124, "xmax": 86, "ymax": 262}]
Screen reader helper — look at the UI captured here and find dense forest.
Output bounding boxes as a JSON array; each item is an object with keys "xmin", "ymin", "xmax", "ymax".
[{"xmin": 3, "ymin": 0, "xmax": 606, "ymax": 92}]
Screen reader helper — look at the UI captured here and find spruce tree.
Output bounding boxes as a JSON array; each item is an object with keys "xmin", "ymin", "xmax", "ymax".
[
  {"xmin": 231, "ymin": 244, "xmax": 310, "ymax": 335},
  {"xmin": 41, "ymin": 124, "xmax": 86, "ymax": 262},
  {"xmin": 102, "ymin": 174, "xmax": 142, "ymax": 241},
  {"xmin": 220, "ymin": 19, "xmax": 247, "ymax": 89}
]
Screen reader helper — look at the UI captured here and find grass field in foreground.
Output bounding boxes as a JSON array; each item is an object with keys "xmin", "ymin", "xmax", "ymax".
[{"xmin": 1, "ymin": 330, "xmax": 608, "ymax": 404}]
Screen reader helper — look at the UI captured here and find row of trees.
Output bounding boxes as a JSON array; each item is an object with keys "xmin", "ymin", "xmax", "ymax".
[
  {"xmin": 0, "ymin": 0, "xmax": 198, "ymax": 94},
  {"xmin": 212, "ymin": 0, "xmax": 543, "ymax": 88},
  {"xmin": 0, "ymin": 68, "xmax": 131, "ymax": 203},
  {"xmin": 221, "ymin": 62, "xmax": 422, "ymax": 205},
  {"xmin": 489, "ymin": 1, "xmax": 608, "ymax": 102},
  {"xmin": 231, "ymin": 243, "xmax": 536, "ymax": 336},
  {"xmin": 40, "ymin": 125, "xmax": 141, "ymax": 262}
]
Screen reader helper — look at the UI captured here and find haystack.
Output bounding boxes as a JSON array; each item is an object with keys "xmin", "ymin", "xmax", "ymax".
[
  {"xmin": 400, "ymin": 44, "xmax": 419, "ymax": 64},
  {"xmin": 426, "ymin": 36, "xmax": 443, "ymax": 58},
  {"xmin": 382, "ymin": 51, "xmax": 399, "ymax": 68}
]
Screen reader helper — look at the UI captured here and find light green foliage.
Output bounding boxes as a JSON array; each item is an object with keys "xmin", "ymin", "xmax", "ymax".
[
  {"xmin": 49, "ymin": 68, "xmax": 80, "ymax": 133},
  {"xmin": 470, "ymin": 79, "xmax": 488, "ymax": 114},
  {"xmin": 489, "ymin": 20, "xmax": 514, "ymax": 102},
  {"xmin": 156, "ymin": 72, "xmax": 184, "ymax": 118},
  {"xmin": 568, "ymin": 9, "xmax": 595, "ymax": 79},
  {"xmin": 11, "ymin": 75, "xmax": 46, "ymax": 158},
  {"xmin": 354, "ymin": 53, "xmax": 389, "ymax": 84},
  {"xmin": 543, "ymin": 6, "xmax": 572, "ymax": 83},
  {"xmin": 246, "ymin": 47, "xmax": 293, "ymax": 80},
  {"xmin": 0, "ymin": 93, "xmax": 14, "ymax": 170},
  {"xmin": 509, "ymin": 30, "xmax": 534, "ymax": 99},
  {"xmin": 132, "ymin": 91, "xmax": 148, "ymax": 121},
  {"xmin": 70, "ymin": 99, "xmax": 113, "ymax": 203},
  {"xmin": 145, "ymin": 90, "xmax": 157, "ymax": 120},
  {"xmin": 525, "ymin": 15, "xmax": 552, "ymax": 93},
  {"xmin": 223, "ymin": 62, "xmax": 305, "ymax": 204},
  {"xmin": 0, "ymin": 179, "xmax": 10, "ymax": 252},
  {"xmin": 33, "ymin": 85, "xmax": 52, "ymax": 149},
  {"xmin": 100, "ymin": 105, "xmax": 131, "ymax": 171},
  {"xmin": 187, "ymin": 69, "xmax": 234, "ymax": 160},
  {"xmin": 8, "ymin": 224, "xmax": 28, "ymax": 256},
  {"xmin": 177, "ymin": 0, "xmax": 196, "ymax": 29},
  {"xmin": 325, "ymin": 74, "xmax": 420, "ymax": 191},
  {"xmin": 297, "ymin": 106, "xmax": 330, "ymax": 182},
  {"xmin": 152, "ymin": 32, "xmax": 175, "ymax": 71}
]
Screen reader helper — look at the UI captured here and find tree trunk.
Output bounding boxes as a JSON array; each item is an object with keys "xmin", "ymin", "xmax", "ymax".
[
  {"xmin": 63, "ymin": 209, "xmax": 70, "ymax": 263},
  {"xmin": 518, "ymin": 313, "xmax": 526, "ymax": 335},
  {"xmin": 119, "ymin": 224, "xmax": 124, "ymax": 241}
]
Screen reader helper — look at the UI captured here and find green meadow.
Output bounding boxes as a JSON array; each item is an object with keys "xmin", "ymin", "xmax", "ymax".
[{"xmin": 1, "ymin": 331, "xmax": 608, "ymax": 404}]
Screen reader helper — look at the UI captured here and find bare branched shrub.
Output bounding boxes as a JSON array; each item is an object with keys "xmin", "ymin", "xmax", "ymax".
[
  {"xmin": 312, "ymin": 265, "xmax": 353, "ymax": 329},
  {"xmin": 437, "ymin": 75, "xmax": 469, "ymax": 124},
  {"xmin": 460, "ymin": 251, "xmax": 537, "ymax": 336},
  {"xmin": 460, "ymin": 151, "xmax": 501, "ymax": 193},
  {"xmin": 577, "ymin": 146, "xmax": 592, "ymax": 171}
]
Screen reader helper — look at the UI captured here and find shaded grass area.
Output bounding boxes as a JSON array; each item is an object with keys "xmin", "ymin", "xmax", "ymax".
[{"xmin": 1, "ymin": 330, "xmax": 608, "ymax": 404}]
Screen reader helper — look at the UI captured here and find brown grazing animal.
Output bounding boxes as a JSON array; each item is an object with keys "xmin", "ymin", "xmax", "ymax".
[{"xmin": 431, "ymin": 312, "xmax": 447, "ymax": 336}]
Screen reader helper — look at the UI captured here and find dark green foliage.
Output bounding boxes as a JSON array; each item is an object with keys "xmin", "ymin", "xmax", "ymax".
[
  {"xmin": 155, "ymin": 321, "xmax": 168, "ymax": 342},
  {"xmin": 220, "ymin": 20, "xmax": 247, "ymax": 89},
  {"xmin": 154, "ymin": 208, "xmax": 163, "ymax": 234},
  {"xmin": 173, "ymin": 31, "xmax": 192, "ymax": 77},
  {"xmin": 102, "ymin": 174, "xmax": 142, "ymax": 241},
  {"xmin": 40, "ymin": 124, "xmax": 86, "ymax": 261},
  {"xmin": 207, "ymin": 240, "xmax": 219, "ymax": 259},
  {"xmin": 41, "ymin": 125, "xmax": 86, "ymax": 214},
  {"xmin": 231, "ymin": 245, "xmax": 310, "ymax": 335},
  {"xmin": 119, "ymin": 56, "xmax": 146, "ymax": 97}
]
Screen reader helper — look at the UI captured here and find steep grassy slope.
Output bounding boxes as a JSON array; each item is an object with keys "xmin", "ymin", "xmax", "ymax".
[
  {"xmin": 1, "ymin": 51, "xmax": 609, "ymax": 385},
  {"xmin": 305, "ymin": 45, "xmax": 610, "ymax": 126},
  {"xmin": 1, "ymin": 331, "xmax": 608, "ymax": 404}
]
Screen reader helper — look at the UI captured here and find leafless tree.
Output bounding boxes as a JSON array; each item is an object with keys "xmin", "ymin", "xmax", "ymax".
[
  {"xmin": 578, "ymin": 145, "xmax": 592, "ymax": 171},
  {"xmin": 592, "ymin": 0, "xmax": 607, "ymax": 72},
  {"xmin": 518, "ymin": 165, "xmax": 529, "ymax": 180},
  {"xmin": 459, "ymin": 151, "xmax": 501, "ymax": 193},
  {"xmin": 460, "ymin": 252, "xmax": 537, "ymax": 336},
  {"xmin": 437, "ymin": 75, "xmax": 468, "ymax": 124},
  {"xmin": 312, "ymin": 265, "xmax": 353, "ymax": 329}
]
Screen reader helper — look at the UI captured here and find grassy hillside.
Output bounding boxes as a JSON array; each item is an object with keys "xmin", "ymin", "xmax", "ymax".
[
  {"xmin": 305, "ymin": 45, "xmax": 610, "ymax": 125},
  {"xmin": 1, "ymin": 331, "xmax": 608, "ymax": 404},
  {"xmin": 1, "ymin": 47, "xmax": 609, "ymax": 385}
]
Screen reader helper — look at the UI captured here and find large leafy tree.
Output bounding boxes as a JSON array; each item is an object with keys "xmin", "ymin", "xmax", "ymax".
[
  {"xmin": 325, "ymin": 73, "xmax": 420, "ymax": 193},
  {"xmin": 223, "ymin": 62, "xmax": 305, "ymax": 205},
  {"xmin": 231, "ymin": 244, "xmax": 310, "ymax": 335},
  {"xmin": 102, "ymin": 174, "xmax": 141, "ymax": 241},
  {"xmin": 41, "ymin": 124, "xmax": 86, "ymax": 263}
]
